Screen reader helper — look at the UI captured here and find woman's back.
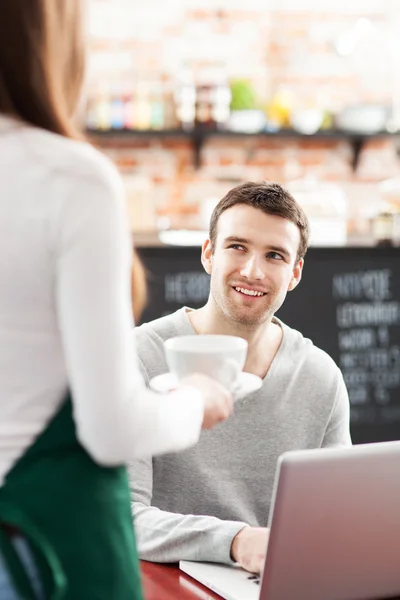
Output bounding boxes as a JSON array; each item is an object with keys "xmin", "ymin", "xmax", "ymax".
[
  {"xmin": 0, "ymin": 115, "xmax": 128, "ymax": 483},
  {"xmin": 0, "ymin": 1, "xmax": 231, "ymax": 597},
  {"xmin": 0, "ymin": 112, "xmax": 208, "ymax": 488}
]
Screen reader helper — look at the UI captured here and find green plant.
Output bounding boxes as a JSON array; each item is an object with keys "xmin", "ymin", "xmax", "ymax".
[{"xmin": 229, "ymin": 79, "xmax": 258, "ymax": 111}]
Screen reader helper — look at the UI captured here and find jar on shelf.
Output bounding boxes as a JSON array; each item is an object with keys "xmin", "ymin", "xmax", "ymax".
[
  {"xmin": 378, "ymin": 178, "xmax": 400, "ymax": 245},
  {"xmin": 372, "ymin": 211, "xmax": 395, "ymax": 247}
]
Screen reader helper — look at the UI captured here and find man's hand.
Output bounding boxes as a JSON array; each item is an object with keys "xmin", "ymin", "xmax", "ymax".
[{"xmin": 230, "ymin": 526, "xmax": 270, "ymax": 574}]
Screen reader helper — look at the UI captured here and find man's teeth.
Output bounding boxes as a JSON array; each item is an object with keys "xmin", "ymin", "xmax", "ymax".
[{"xmin": 235, "ymin": 287, "xmax": 265, "ymax": 297}]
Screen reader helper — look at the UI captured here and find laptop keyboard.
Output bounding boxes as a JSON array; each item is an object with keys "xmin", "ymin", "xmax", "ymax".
[{"xmin": 247, "ymin": 574, "xmax": 261, "ymax": 585}]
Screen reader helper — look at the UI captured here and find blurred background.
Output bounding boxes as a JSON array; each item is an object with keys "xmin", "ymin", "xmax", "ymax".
[
  {"xmin": 84, "ymin": 1, "xmax": 400, "ymax": 442},
  {"xmin": 85, "ymin": 0, "xmax": 400, "ymax": 247}
]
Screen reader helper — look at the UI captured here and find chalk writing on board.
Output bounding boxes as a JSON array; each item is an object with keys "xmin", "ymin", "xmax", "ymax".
[
  {"xmin": 165, "ymin": 272, "xmax": 210, "ymax": 304},
  {"xmin": 333, "ymin": 269, "xmax": 400, "ymax": 425}
]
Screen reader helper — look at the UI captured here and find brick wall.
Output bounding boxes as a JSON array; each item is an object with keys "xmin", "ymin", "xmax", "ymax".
[{"xmin": 88, "ymin": 0, "xmax": 400, "ymax": 233}]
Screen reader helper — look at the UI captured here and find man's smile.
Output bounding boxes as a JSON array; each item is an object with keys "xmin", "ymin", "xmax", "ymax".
[{"xmin": 232, "ymin": 285, "xmax": 267, "ymax": 299}]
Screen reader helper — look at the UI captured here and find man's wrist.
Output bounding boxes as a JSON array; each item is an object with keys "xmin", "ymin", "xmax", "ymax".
[{"xmin": 230, "ymin": 525, "xmax": 250, "ymax": 562}]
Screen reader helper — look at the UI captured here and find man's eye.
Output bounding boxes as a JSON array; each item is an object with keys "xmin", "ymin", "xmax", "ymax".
[
  {"xmin": 267, "ymin": 252, "xmax": 283, "ymax": 260},
  {"xmin": 228, "ymin": 244, "xmax": 245, "ymax": 251}
]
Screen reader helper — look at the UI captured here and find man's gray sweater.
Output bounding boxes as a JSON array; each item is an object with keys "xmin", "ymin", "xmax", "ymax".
[{"xmin": 129, "ymin": 307, "xmax": 351, "ymax": 565}]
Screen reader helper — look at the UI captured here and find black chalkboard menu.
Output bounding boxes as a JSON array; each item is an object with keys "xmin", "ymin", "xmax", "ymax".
[{"xmin": 137, "ymin": 246, "xmax": 400, "ymax": 444}]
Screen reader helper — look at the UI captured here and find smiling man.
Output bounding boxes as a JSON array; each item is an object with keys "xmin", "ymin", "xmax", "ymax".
[{"xmin": 129, "ymin": 181, "xmax": 351, "ymax": 574}]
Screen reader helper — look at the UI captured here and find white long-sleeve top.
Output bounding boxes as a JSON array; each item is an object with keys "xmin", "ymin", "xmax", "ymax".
[{"xmin": 0, "ymin": 115, "xmax": 204, "ymax": 485}]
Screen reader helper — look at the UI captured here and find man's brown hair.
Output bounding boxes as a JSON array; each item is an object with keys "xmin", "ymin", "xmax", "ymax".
[{"xmin": 209, "ymin": 181, "xmax": 310, "ymax": 263}]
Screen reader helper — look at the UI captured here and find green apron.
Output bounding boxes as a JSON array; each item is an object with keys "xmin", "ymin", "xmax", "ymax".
[{"xmin": 0, "ymin": 395, "xmax": 144, "ymax": 600}]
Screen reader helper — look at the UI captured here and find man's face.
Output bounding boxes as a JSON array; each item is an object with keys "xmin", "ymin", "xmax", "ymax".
[{"xmin": 202, "ymin": 205, "xmax": 303, "ymax": 327}]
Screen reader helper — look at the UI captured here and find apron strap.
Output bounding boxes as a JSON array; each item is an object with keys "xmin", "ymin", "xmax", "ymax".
[
  {"xmin": 0, "ymin": 507, "xmax": 67, "ymax": 600},
  {"xmin": 0, "ymin": 528, "xmax": 39, "ymax": 600}
]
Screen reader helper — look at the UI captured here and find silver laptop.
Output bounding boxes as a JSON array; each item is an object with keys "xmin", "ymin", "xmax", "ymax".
[{"xmin": 180, "ymin": 440, "xmax": 400, "ymax": 600}]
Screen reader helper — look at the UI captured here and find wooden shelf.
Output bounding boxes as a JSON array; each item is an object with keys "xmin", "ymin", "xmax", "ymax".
[{"xmin": 87, "ymin": 127, "xmax": 400, "ymax": 171}]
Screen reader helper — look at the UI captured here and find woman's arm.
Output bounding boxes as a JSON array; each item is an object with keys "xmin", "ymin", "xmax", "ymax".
[{"xmin": 55, "ymin": 163, "xmax": 204, "ymax": 464}]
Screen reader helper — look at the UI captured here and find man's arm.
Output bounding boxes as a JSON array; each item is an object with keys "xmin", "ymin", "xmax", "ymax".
[
  {"xmin": 322, "ymin": 369, "xmax": 352, "ymax": 447},
  {"xmin": 128, "ymin": 456, "xmax": 249, "ymax": 565}
]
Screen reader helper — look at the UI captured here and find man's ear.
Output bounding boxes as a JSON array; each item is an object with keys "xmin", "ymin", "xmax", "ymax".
[
  {"xmin": 288, "ymin": 258, "xmax": 304, "ymax": 291},
  {"xmin": 201, "ymin": 239, "xmax": 213, "ymax": 275}
]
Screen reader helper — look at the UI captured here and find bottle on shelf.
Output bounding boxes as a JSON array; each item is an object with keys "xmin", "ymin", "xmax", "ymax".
[
  {"xmin": 149, "ymin": 81, "xmax": 165, "ymax": 130},
  {"xmin": 211, "ymin": 68, "xmax": 231, "ymax": 130},
  {"xmin": 123, "ymin": 81, "xmax": 135, "ymax": 130},
  {"xmin": 85, "ymin": 92, "xmax": 98, "ymax": 130},
  {"xmin": 93, "ymin": 81, "xmax": 112, "ymax": 131},
  {"xmin": 195, "ymin": 82, "xmax": 214, "ymax": 129},
  {"xmin": 110, "ymin": 81, "xmax": 125, "ymax": 130},
  {"xmin": 163, "ymin": 76, "xmax": 180, "ymax": 130},
  {"xmin": 133, "ymin": 81, "xmax": 152, "ymax": 130},
  {"xmin": 175, "ymin": 64, "xmax": 196, "ymax": 131},
  {"xmin": 195, "ymin": 63, "xmax": 231, "ymax": 130}
]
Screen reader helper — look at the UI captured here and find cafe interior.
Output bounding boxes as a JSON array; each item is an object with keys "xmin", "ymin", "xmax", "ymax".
[
  {"xmin": 87, "ymin": 0, "xmax": 400, "ymax": 432},
  {"xmin": 1, "ymin": 0, "xmax": 400, "ymax": 599},
  {"xmin": 84, "ymin": 1, "xmax": 400, "ymax": 596}
]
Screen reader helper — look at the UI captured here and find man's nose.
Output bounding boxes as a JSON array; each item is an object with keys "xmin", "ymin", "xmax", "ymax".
[{"xmin": 240, "ymin": 256, "xmax": 265, "ymax": 280}]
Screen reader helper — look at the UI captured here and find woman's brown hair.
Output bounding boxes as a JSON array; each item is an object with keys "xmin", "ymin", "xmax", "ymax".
[
  {"xmin": 0, "ymin": 0, "xmax": 85, "ymax": 139},
  {"xmin": 131, "ymin": 251, "xmax": 147, "ymax": 324}
]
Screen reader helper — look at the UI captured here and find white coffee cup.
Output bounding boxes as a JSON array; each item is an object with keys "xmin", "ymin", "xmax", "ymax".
[{"xmin": 164, "ymin": 334, "xmax": 248, "ymax": 390}]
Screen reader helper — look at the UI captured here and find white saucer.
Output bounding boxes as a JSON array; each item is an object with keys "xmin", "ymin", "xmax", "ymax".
[{"xmin": 149, "ymin": 372, "xmax": 262, "ymax": 402}]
